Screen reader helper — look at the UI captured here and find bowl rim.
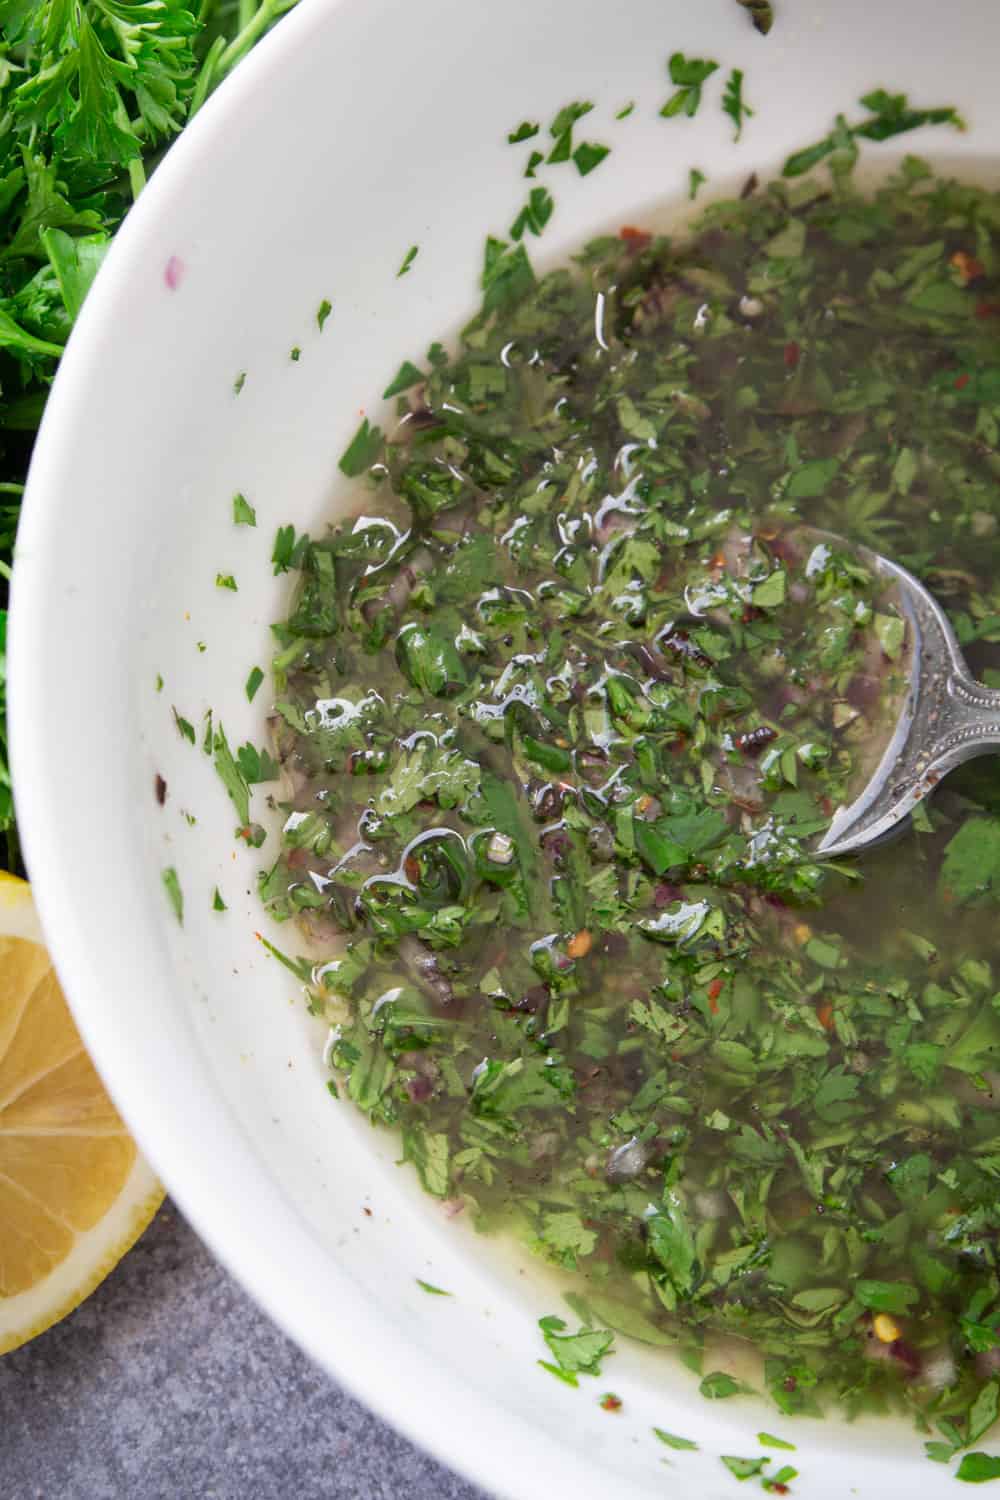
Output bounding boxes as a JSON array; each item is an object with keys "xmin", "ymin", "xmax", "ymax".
[{"xmin": 11, "ymin": 2, "xmax": 995, "ymax": 1494}]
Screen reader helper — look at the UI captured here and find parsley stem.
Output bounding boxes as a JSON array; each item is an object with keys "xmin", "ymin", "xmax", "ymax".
[
  {"xmin": 113, "ymin": 99, "xmax": 147, "ymax": 200},
  {"xmin": 214, "ymin": 0, "xmax": 298, "ymax": 81}
]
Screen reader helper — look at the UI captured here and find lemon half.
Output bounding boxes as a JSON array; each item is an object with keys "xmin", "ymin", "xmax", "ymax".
[{"xmin": 0, "ymin": 873, "xmax": 163, "ymax": 1354}]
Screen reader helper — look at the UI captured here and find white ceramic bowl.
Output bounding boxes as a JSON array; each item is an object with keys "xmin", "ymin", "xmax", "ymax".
[{"xmin": 11, "ymin": 0, "xmax": 1000, "ymax": 1494}]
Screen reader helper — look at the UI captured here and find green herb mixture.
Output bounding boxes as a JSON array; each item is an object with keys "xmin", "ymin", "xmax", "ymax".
[
  {"xmin": 261, "ymin": 160, "xmax": 1000, "ymax": 1440},
  {"xmin": 257, "ymin": 158, "xmax": 1000, "ymax": 1434}
]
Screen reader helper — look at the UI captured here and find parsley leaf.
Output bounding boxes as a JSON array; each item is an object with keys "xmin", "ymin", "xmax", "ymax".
[
  {"xmin": 572, "ymin": 142, "xmax": 610, "ymax": 177},
  {"xmin": 940, "ymin": 820, "xmax": 1000, "ymax": 905},
  {"xmin": 783, "ymin": 92, "xmax": 962, "ymax": 176},
  {"xmin": 510, "ymin": 186, "xmax": 555, "ymax": 240},
  {"xmin": 957, "ymin": 1453, "xmax": 1000, "ymax": 1483},
  {"xmin": 161, "ymin": 867, "xmax": 183, "ymax": 925},
  {"xmin": 654, "ymin": 1429, "xmax": 698, "ymax": 1451},
  {"xmin": 700, "ymin": 1371, "xmax": 751, "ymax": 1399},
  {"xmin": 383, "ymin": 360, "xmax": 425, "ymax": 399},
  {"xmin": 539, "ymin": 1315, "xmax": 614, "ymax": 1381},
  {"xmin": 722, "ymin": 68, "xmax": 753, "ymax": 140},
  {"xmin": 397, "ymin": 245, "xmax": 419, "ymax": 277},
  {"xmin": 232, "ymin": 493, "xmax": 256, "ymax": 526},
  {"xmin": 212, "ymin": 722, "xmax": 251, "ymax": 827},
  {"xmin": 722, "ymin": 1456, "xmax": 770, "ymax": 1480},
  {"xmin": 661, "ymin": 53, "xmax": 719, "ymax": 118},
  {"xmin": 172, "ymin": 708, "xmax": 195, "ymax": 744},
  {"xmin": 339, "ymin": 418, "xmax": 384, "ymax": 477}
]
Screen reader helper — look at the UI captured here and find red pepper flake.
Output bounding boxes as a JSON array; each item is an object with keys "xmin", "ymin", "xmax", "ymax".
[
  {"xmin": 619, "ymin": 226, "xmax": 651, "ymax": 247},
  {"xmin": 599, "ymin": 1393, "xmax": 623, "ymax": 1412},
  {"xmin": 783, "ymin": 340, "xmax": 801, "ymax": 369},
  {"xmin": 404, "ymin": 856, "xmax": 421, "ymax": 884},
  {"xmin": 154, "ymin": 773, "xmax": 167, "ymax": 806},
  {"xmin": 954, "ymin": 373, "xmax": 971, "ymax": 390},
  {"xmin": 816, "ymin": 1000, "xmax": 835, "ymax": 1032},
  {"xmin": 362, "ymin": 1205, "xmax": 372, "ymax": 1217},
  {"xmin": 769, "ymin": 1485, "xmax": 790, "ymax": 1496},
  {"xmin": 951, "ymin": 250, "xmax": 985, "ymax": 284},
  {"xmin": 976, "ymin": 301, "xmax": 1000, "ymax": 320}
]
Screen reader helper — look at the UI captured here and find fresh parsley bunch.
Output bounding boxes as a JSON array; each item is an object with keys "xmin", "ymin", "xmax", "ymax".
[{"xmin": 0, "ymin": 0, "xmax": 298, "ymax": 870}]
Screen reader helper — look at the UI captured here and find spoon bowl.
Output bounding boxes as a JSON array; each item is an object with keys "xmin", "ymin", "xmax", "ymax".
[{"xmin": 805, "ymin": 529, "xmax": 1000, "ymax": 859}]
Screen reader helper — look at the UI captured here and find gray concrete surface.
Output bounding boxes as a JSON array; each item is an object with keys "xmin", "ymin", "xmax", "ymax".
[{"xmin": 0, "ymin": 1201, "xmax": 489, "ymax": 1500}]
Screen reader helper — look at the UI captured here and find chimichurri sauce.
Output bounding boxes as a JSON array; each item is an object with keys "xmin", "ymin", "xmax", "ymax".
[{"xmin": 264, "ymin": 161, "xmax": 1000, "ymax": 1435}]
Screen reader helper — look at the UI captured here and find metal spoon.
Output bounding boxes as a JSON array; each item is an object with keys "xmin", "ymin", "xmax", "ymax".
[{"xmin": 808, "ymin": 529, "xmax": 1000, "ymax": 860}]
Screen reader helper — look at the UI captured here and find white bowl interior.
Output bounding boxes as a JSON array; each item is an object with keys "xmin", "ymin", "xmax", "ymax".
[{"xmin": 11, "ymin": 0, "xmax": 1000, "ymax": 1494}]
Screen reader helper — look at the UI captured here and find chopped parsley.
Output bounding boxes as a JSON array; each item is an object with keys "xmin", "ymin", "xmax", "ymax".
[
  {"xmin": 245, "ymin": 666, "xmax": 265, "ymax": 702},
  {"xmin": 316, "ymin": 298, "xmax": 332, "ymax": 331},
  {"xmin": 537, "ymin": 1315, "xmax": 615, "ymax": 1386},
  {"xmin": 212, "ymin": 723, "xmax": 250, "ymax": 827},
  {"xmin": 510, "ymin": 187, "xmax": 555, "ymax": 240},
  {"xmin": 215, "ymin": 572, "xmax": 238, "ymax": 592},
  {"xmin": 654, "ymin": 1429, "xmax": 699, "ymax": 1451},
  {"xmin": 547, "ymin": 100, "xmax": 594, "ymax": 163},
  {"xmin": 383, "ymin": 361, "xmax": 425, "ymax": 400},
  {"xmin": 957, "ymin": 1454, "xmax": 1000, "ymax": 1483},
  {"xmin": 661, "ymin": 52, "xmax": 719, "ymax": 119},
  {"xmin": 721, "ymin": 1456, "xmax": 770, "ymax": 1480},
  {"xmin": 782, "ymin": 91, "xmax": 963, "ymax": 177},
  {"xmin": 212, "ymin": 887, "xmax": 227, "ymax": 912},
  {"xmin": 722, "ymin": 68, "xmax": 753, "ymax": 140},
  {"xmin": 572, "ymin": 142, "xmax": 610, "ymax": 177},
  {"xmin": 172, "ymin": 709, "xmax": 195, "ymax": 744},
  {"xmin": 507, "ymin": 121, "xmax": 539, "ymax": 143},
  {"xmin": 700, "ymin": 1372, "xmax": 751, "ymax": 1401},
  {"xmin": 260, "ymin": 147, "xmax": 1000, "ymax": 1447},
  {"xmin": 338, "ymin": 418, "xmax": 383, "ymax": 478},
  {"xmin": 397, "ymin": 245, "xmax": 419, "ymax": 278},
  {"xmin": 689, "ymin": 167, "xmax": 707, "ymax": 199},
  {"xmin": 161, "ymin": 867, "xmax": 183, "ymax": 925},
  {"xmin": 271, "ymin": 524, "xmax": 308, "ymax": 575},
  {"xmin": 232, "ymin": 493, "xmax": 256, "ymax": 527},
  {"xmin": 415, "ymin": 1278, "xmax": 451, "ymax": 1295}
]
